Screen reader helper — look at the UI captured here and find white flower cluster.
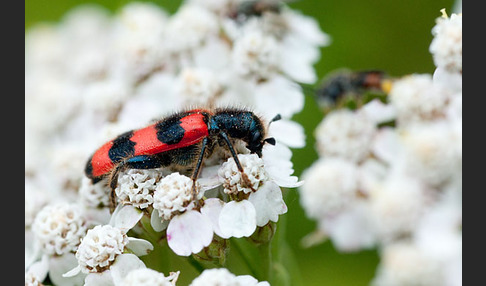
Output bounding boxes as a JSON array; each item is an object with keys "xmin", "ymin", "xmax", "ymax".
[
  {"xmin": 430, "ymin": 9, "xmax": 462, "ymax": 74},
  {"xmin": 32, "ymin": 203, "xmax": 87, "ymax": 256},
  {"xmin": 60, "ymin": 205, "xmax": 155, "ymax": 284},
  {"xmin": 299, "ymin": 10, "xmax": 462, "ymax": 286},
  {"xmin": 25, "ymin": 1, "xmax": 328, "ymax": 285},
  {"xmin": 122, "ymin": 268, "xmax": 180, "ymax": 286},
  {"xmin": 116, "ymin": 169, "xmax": 161, "ymax": 209},
  {"xmin": 111, "ymin": 151, "xmax": 299, "ymax": 257},
  {"xmin": 26, "ymin": 203, "xmax": 88, "ymax": 286},
  {"xmin": 75, "ymin": 225, "xmax": 129, "ymax": 274},
  {"xmin": 189, "ymin": 268, "xmax": 269, "ymax": 286}
]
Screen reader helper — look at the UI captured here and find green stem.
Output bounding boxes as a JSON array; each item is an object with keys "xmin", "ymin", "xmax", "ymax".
[
  {"xmin": 137, "ymin": 215, "xmax": 170, "ymax": 273},
  {"xmin": 139, "ymin": 214, "xmax": 163, "ymax": 242},
  {"xmin": 258, "ymin": 241, "xmax": 272, "ymax": 282},
  {"xmin": 187, "ymin": 255, "xmax": 206, "ymax": 274},
  {"xmin": 270, "ymin": 190, "xmax": 303, "ymax": 286},
  {"xmin": 229, "ymin": 237, "xmax": 259, "ymax": 277}
]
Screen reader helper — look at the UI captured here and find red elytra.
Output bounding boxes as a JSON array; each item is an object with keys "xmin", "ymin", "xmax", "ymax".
[
  {"xmin": 87, "ymin": 110, "xmax": 210, "ymax": 179},
  {"xmin": 130, "ymin": 113, "xmax": 209, "ymax": 155},
  {"xmin": 90, "ymin": 140, "xmax": 115, "ymax": 178}
]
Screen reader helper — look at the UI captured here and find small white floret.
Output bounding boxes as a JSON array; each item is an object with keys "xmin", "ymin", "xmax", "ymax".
[{"xmin": 166, "ymin": 210, "xmax": 214, "ymax": 256}]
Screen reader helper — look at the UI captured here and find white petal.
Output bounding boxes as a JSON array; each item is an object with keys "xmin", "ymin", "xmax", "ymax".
[
  {"xmin": 110, "ymin": 254, "xmax": 146, "ymax": 285},
  {"xmin": 249, "ymin": 182, "xmax": 287, "ymax": 227},
  {"xmin": 254, "ymin": 75, "xmax": 304, "ymax": 118},
  {"xmin": 62, "ymin": 265, "xmax": 82, "ymax": 278},
  {"xmin": 358, "ymin": 99, "xmax": 396, "ymax": 124},
  {"xmin": 285, "ymin": 10, "xmax": 330, "ymax": 46},
  {"xmin": 121, "ymin": 72, "xmax": 178, "ymax": 123},
  {"xmin": 321, "ymin": 203, "xmax": 376, "ymax": 252},
  {"xmin": 84, "ymin": 271, "xmax": 114, "ymax": 286},
  {"xmin": 265, "ymin": 164, "xmax": 303, "ymax": 188},
  {"xmin": 150, "ymin": 209, "xmax": 168, "ymax": 232},
  {"xmin": 433, "ymin": 67, "xmax": 462, "ymax": 93},
  {"xmin": 279, "ymin": 56, "xmax": 317, "ymax": 84},
  {"xmin": 200, "ymin": 198, "xmax": 229, "ymax": 239},
  {"xmin": 371, "ymin": 127, "xmax": 403, "ymax": 164},
  {"xmin": 198, "ymin": 165, "xmax": 223, "ymax": 192},
  {"xmin": 167, "ymin": 210, "xmax": 214, "ymax": 256},
  {"xmin": 109, "ymin": 204, "xmax": 143, "ymax": 231},
  {"xmin": 126, "ymin": 237, "xmax": 154, "ymax": 256},
  {"xmin": 219, "ymin": 200, "xmax": 257, "ymax": 238},
  {"xmin": 263, "ymin": 144, "xmax": 303, "ymax": 188},
  {"xmin": 193, "ymin": 37, "xmax": 231, "ymax": 70},
  {"xmin": 275, "ymin": 175, "xmax": 303, "ymax": 188},
  {"xmin": 25, "ymin": 235, "xmax": 42, "ymax": 270},
  {"xmin": 234, "ymin": 275, "xmax": 260, "ymax": 285},
  {"xmin": 49, "ymin": 254, "xmax": 86, "ymax": 286},
  {"xmin": 358, "ymin": 158, "xmax": 388, "ymax": 195},
  {"xmin": 267, "ymin": 119, "xmax": 305, "ymax": 148},
  {"xmin": 27, "ymin": 254, "xmax": 49, "ymax": 282},
  {"xmin": 263, "ymin": 141, "xmax": 292, "ymax": 162},
  {"xmin": 219, "ymin": 73, "xmax": 255, "ymax": 107},
  {"xmin": 279, "ymin": 37, "xmax": 318, "ymax": 84}
]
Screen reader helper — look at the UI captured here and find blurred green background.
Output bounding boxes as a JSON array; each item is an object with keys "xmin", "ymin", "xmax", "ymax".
[{"xmin": 25, "ymin": 0, "xmax": 456, "ymax": 285}]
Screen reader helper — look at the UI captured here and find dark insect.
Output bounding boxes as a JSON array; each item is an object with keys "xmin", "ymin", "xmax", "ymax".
[
  {"xmin": 315, "ymin": 69, "xmax": 392, "ymax": 109},
  {"xmin": 228, "ymin": 0, "xmax": 283, "ymax": 23},
  {"xmin": 85, "ymin": 108, "xmax": 280, "ymax": 210}
]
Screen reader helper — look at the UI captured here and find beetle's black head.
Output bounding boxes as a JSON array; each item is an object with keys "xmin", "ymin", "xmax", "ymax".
[
  {"xmin": 247, "ymin": 137, "xmax": 275, "ymax": 156},
  {"xmin": 245, "ymin": 113, "xmax": 279, "ymax": 157},
  {"xmin": 246, "ymin": 132, "xmax": 276, "ymax": 157},
  {"xmin": 211, "ymin": 109, "xmax": 280, "ymax": 157}
]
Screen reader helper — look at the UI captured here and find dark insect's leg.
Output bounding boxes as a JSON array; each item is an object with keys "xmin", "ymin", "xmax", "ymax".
[
  {"xmin": 218, "ymin": 132, "xmax": 256, "ymax": 191},
  {"xmin": 108, "ymin": 155, "xmax": 166, "ymax": 212},
  {"xmin": 109, "ymin": 155, "xmax": 165, "ymax": 189},
  {"xmin": 190, "ymin": 137, "xmax": 208, "ymax": 201},
  {"xmin": 219, "ymin": 132, "xmax": 244, "ymax": 171},
  {"xmin": 109, "ymin": 186, "xmax": 116, "ymax": 213}
]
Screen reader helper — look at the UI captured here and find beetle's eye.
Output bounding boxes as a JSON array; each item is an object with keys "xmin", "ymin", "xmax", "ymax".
[{"xmin": 251, "ymin": 131, "xmax": 261, "ymax": 143}]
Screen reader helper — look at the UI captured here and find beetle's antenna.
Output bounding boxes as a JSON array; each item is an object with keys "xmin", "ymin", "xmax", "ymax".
[
  {"xmin": 263, "ymin": 114, "xmax": 281, "ymax": 146},
  {"xmin": 269, "ymin": 114, "xmax": 282, "ymax": 127},
  {"xmin": 264, "ymin": 137, "xmax": 276, "ymax": 145}
]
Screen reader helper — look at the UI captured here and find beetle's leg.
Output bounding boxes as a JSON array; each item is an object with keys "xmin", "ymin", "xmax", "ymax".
[
  {"xmin": 109, "ymin": 155, "xmax": 165, "ymax": 189},
  {"xmin": 219, "ymin": 132, "xmax": 256, "ymax": 192},
  {"xmin": 108, "ymin": 155, "xmax": 165, "ymax": 212},
  {"xmin": 190, "ymin": 137, "xmax": 209, "ymax": 202}
]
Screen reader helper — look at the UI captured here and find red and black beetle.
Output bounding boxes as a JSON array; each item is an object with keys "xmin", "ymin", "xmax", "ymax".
[{"xmin": 85, "ymin": 107, "xmax": 279, "ymax": 209}]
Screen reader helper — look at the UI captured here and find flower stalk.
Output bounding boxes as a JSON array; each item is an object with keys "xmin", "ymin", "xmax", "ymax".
[
  {"xmin": 257, "ymin": 239, "xmax": 273, "ymax": 282},
  {"xmin": 137, "ymin": 214, "xmax": 171, "ymax": 274},
  {"xmin": 192, "ymin": 236, "xmax": 229, "ymax": 268}
]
